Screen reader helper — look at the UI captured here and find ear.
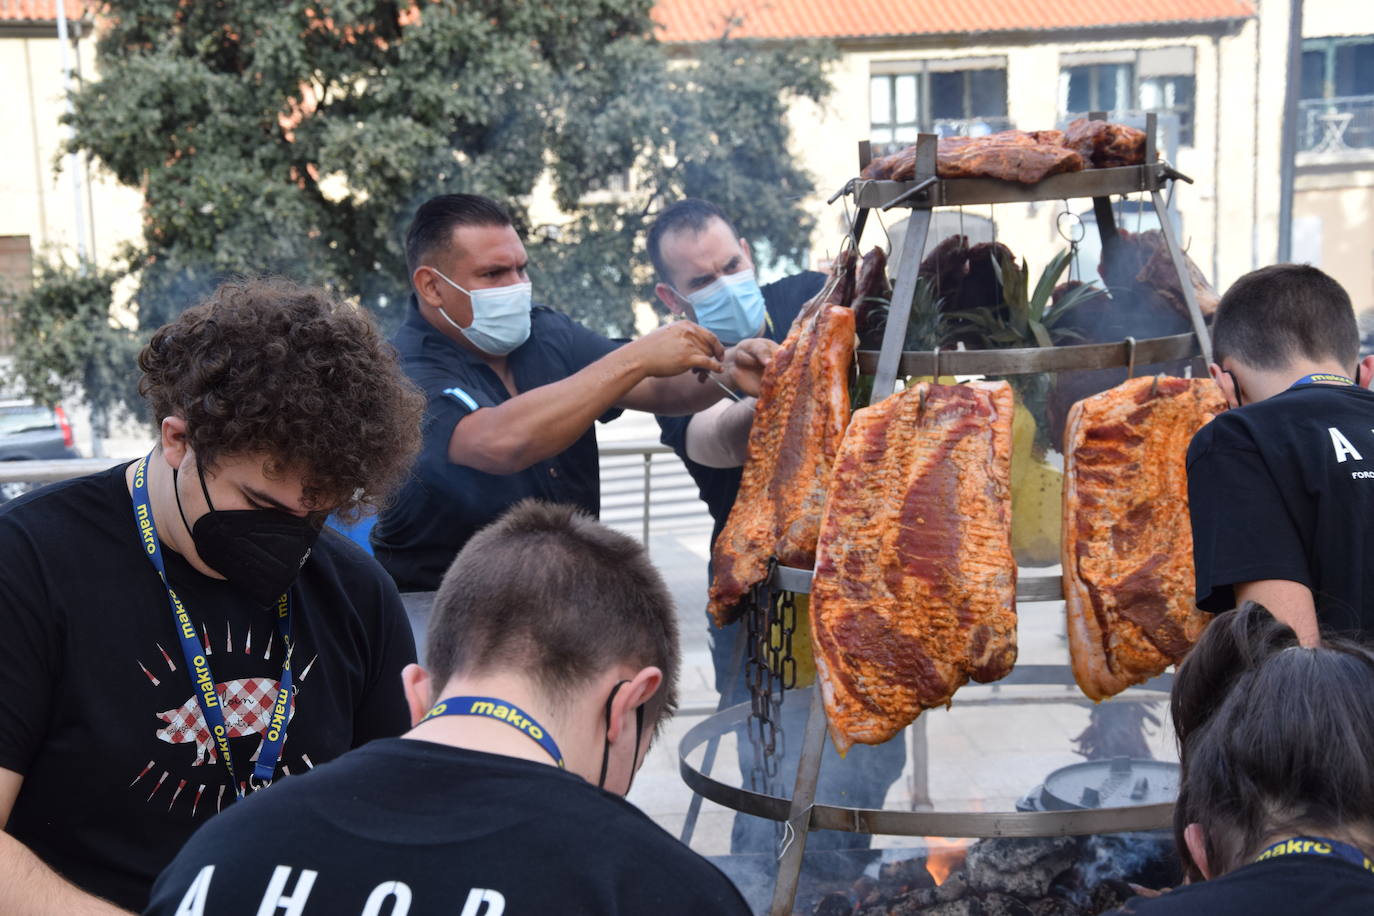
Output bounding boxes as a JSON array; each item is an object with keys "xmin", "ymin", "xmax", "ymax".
[
  {"xmin": 1358, "ymin": 355, "xmax": 1374, "ymax": 389},
  {"xmin": 654, "ymin": 282, "xmax": 685, "ymax": 317},
  {"xmin": 605, "ymin": 666, "xmax": 663, "ymax": 744},
  {"xmin": 1208, "ymin": 363, "xmax": 1239, "ymax": 409},
  {"xmin": 412, "ymin": 265, "xmax": 444, "ymax": 310},
  {"xmin": 401, "ymin": 663, "xmax": 434, "ymax": 726},
  {"xmin": 739, "ymin": 236, "xmax": 753, "ymax": 269},
  {"xmin": 159, "ymin": 416, "xmax": 189, "ymax": 470},
  {"xmin": 1183, "ymin": 823, "xmax": 1213, "ymax": 880}
]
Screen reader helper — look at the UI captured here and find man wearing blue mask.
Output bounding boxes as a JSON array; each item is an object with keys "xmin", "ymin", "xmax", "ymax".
[
  {"xmin": 646, "ymin": 198, "xmax": 904, "ymax": 862},
  {"xmin": 648, "ymin": 199, "xmax": 825, "ymax": 488},
  {"xmin": 373, "ymin": 194, "xmax": 775, "ymax": 592}
]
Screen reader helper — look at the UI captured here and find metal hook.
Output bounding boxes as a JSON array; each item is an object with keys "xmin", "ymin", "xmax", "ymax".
[
  {"xmin": 778, "ymin": 820, "xmax": 797, "ymax": 861},
  {"xmin": 873, "ymin": 206, "xmax": 892, "ymax": 256},
  {"xmin": 932, "ymin": 344, "xmax": 941, "ymax": 382},
  {"xmin": 1124, "ymin": 336, "xmax": 1137, "ymax": 379},
  {"xmin": 1151, "ymin": 373, "xmax": 1162, "ymax": 397},
  {"xmin": 1056, "ymin": 205, "xmax": 1086, "ymax": 244}
]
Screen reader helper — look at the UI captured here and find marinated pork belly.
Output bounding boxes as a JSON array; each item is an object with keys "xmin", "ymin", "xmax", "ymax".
[
  {"xmin": 811, "ymin": 381, "xmax": 1017, "ymax": 753},
  {"xmin": 706, "ymin": 256, "xmax": 857, "ymax": 626},
  {"xmin": 1063, "ymin": 376, "xmax": 1225, "ymax": 700}
]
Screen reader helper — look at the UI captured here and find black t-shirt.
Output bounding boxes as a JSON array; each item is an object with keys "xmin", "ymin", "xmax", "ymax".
[
  {"xmin": 657, "ymin": 271, "xmax": 827, "ymax": 546},
  {"xmin": 0, "ymin": 464, "xmax": 416, "ymax": 910},
  {"xmin": 145, "ymin": 738, "xmax": 752, "ymax": 916},
  {"xmin": 1104, "ymin": 855, "xmax": 1374, "ymax": 915},
  {"xmin": 1187, "ymin": 384, "xmax": 1374, "ymax": 635},
  {"xmin": 373, "ymin": 298, "xmax": 621, "ymax": 590}
]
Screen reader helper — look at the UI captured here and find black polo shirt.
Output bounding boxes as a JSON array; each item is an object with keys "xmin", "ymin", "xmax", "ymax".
[
  {"xmin": 373, "ymin": 298, "xmax": 621, "ymax": 590},
  {"xmin": 656, "ymin": 271, "xmax": 827, "ymax": 546}
]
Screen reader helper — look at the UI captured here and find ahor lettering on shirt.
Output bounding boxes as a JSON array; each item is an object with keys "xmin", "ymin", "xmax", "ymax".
[
  {"xmin": 459, "ymin": 888, "xmax": 506, "ymax": 916},
  {"xmin": 1329, "ymin": 427, "xmax": 1365, "ymax": 463},
  {"xmin": 256, "ymin": 865, "xmax": 319, "ymax": 916},
  {"xmin": 173, "ymin": 865, "xmax": 214, "ymax": 916},
  {"xmin": 361, "ymin": 881, "xmax": 413, "ymax": 916},
  {"xmin": 170, "ymin": 865, "xmax": 505, "ymax": 916}
]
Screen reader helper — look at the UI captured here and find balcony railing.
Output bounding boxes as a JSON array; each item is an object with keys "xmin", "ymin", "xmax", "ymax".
[{"xmin": 1299, "ymin": 96, "xmax": 1374, "ymax": 155}]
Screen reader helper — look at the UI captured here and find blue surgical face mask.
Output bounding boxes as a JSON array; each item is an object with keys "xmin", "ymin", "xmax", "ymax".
[
  {"xmin": 678, "ymin": 268, "xmax": 767, "ymax": 345},
  {"xmin": 429, "ymin": 267, "xmax": 532, "ymax": 356}
]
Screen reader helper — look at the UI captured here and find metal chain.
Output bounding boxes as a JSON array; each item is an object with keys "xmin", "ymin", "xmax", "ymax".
[
  {"xmin": 744, "ymin": 574, "xmax": 775, "ymax": 793},
  {"xmin": 744, "ymin": 561, "xmax": 802, "ymax": 796}
]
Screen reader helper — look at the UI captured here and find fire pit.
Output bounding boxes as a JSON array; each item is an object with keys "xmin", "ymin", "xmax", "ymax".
[
  {"xmin": 802, "ymin": 759, "xmax": 1181, "ymax": 915},
  {"xmin": 680, "ymin": 680, "xmax": 1180, "ymax": 915}
]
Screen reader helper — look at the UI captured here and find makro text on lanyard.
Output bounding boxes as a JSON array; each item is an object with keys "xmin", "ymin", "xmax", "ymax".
[
  {"xmin": 1291, "ymin": 373, "xmax": 1355, "ymax": 389},
  {"xmin": 131, "ymin": 454, "xmax": 294, "ymax": 796},
  {"xmin": 422, "ymin": 696, "xmax": 564, "ymax": 768},
  {"xmin": 1255, "ymin": 836, "xmax": 1374, "ymax": 875}
]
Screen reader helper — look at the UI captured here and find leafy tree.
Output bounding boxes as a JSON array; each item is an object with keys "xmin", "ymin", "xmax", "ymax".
[
  {"xmin": 13, "ymin": 0, "xmax": 833, "ymax": 421},
  {"xmin": 1, "ymin": 255, "xmax": 143, "ymax": 444}
]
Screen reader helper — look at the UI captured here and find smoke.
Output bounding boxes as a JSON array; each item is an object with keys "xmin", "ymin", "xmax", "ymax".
[{"xmin": 1059, "ymin": 831, "xmax": 1178, "ymax": 908}]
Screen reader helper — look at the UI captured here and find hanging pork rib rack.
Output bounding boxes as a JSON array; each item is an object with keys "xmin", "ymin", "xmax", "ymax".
[{"xmin": 675, "ymin": 113, "xmax": 1215, "ymax": 915}]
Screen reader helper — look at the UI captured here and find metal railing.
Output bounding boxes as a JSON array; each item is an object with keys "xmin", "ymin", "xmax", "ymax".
[
  {"xmin": 1299, "ymin": 95, "xmax": 1374, "ymax": 154},
  {"xmin": 596, "ymin": 441, "xmax": 678, "ymax": 546},
  {"xmin": 0, "ymin": 442, "xmax": 695, "ymax": 548}
]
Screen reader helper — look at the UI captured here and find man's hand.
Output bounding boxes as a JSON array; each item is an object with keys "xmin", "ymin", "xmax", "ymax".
[
  {"xmin": 624, "ymin": 322, "xmax": 724, "ymax": 378},
  {"xmin": 721, "ymin": 338, "xmax": 779, "ymax": 398}
]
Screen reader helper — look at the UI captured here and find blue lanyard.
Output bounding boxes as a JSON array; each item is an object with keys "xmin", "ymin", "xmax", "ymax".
[
  {"xmin": 1255, "ymin": 836, "xmax": 1374, "ymax": 874},
  {"xmin": 131, "ymin": 454, "xmax": 294, "ymax": 795},
  {"xmin": 1291, "ymin": 372, "xmax": 1354, "ymax": 389},
  {"xmin": 421, "ymin": 696, "xmax": 564, "ymax": 768}
]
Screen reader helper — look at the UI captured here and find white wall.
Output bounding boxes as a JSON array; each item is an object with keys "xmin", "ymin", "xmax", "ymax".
[{"xmin": 0, "ymin": 27, "xmax": 143, "ymax": 269}]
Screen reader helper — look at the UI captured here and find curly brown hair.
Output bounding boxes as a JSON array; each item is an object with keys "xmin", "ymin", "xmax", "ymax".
[{"xmin": 138, "ymin": 277, "xmax": 424, "ymax": 521}]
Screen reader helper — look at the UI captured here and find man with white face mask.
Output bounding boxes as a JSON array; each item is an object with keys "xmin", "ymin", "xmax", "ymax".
[{"xmin": 374, "ymin": 194, "xmax": 775, "ymax": 591}]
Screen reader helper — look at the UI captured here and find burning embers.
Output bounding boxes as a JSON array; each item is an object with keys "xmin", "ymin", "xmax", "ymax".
[{"xmin": 806, "ymin": 833, "xmax": 1175, "ymax": 916}]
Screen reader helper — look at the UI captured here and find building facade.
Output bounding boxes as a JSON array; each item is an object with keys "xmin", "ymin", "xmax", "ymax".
[
  {"xmin": 0, "ymin": 0, "xmax": 141, "ymax": 315},
  {"xmin": 5, "ymin": 0, "xmax": 1373, "ymax": 327},
  {"xmin": 659, "ymin": 0, "xmax": 1374, "ymax": 317}
]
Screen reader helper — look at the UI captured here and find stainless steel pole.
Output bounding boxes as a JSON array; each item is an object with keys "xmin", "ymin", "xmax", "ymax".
[
  {"xmin": 54, "ymin": 0, "xmax": 89, "ymax": 263},
  {"xmin": 1276, "ymin": 0, "xmax": 1305, "ymax": 263}
]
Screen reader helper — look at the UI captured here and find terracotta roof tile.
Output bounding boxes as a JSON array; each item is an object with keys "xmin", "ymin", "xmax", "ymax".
[
  {"xmin": 0, "ymin": 1, "xmax": 90, "ymax": 22},
  {"xmin": 655, "ymin": 0, "xmax": 1255, "ymax": 42}
]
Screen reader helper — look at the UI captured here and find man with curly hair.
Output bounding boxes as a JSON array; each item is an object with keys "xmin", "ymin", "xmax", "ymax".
[
  {"xmin": 373, "ymin": 193, "xmax": 778, "ymax": 591},
  {"xmin": 0, "ymin": 278, "xmax": 426, "ymax": 914}
]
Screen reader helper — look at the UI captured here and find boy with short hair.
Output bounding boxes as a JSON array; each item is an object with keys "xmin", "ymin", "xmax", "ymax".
[
  {"xmin": 145, "ymin": 500, "xmax": 751, "ymax": 915},
  {"xmin": 1188, "ymin": 264, "xmax": 1374, "ymax": 645}
]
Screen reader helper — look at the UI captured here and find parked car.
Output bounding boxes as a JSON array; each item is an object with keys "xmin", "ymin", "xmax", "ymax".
[{"xmin": 0, "ymin": 400, "xmax": 80, "ymax": 501}]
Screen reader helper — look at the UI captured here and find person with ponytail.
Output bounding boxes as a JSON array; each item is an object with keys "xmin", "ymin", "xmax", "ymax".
[{"xmin": 1111, "ymin": 601, "xmax": 1374, "ymax": 914}]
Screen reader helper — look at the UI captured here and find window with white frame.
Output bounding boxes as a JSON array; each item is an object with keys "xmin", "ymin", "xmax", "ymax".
[
  {"xmin": 869, "ymin": 58, "xmax": 1010, "ymax": 154},
  {"xmin": 1060, "ymin": 47, "xmax": 1197, "ymax": 149}
]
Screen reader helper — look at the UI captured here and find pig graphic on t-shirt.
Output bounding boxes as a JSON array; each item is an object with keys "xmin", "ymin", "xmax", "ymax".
[{"xmin": 155, "ymin": 677, "xmax": 293, "ymax": 766}]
